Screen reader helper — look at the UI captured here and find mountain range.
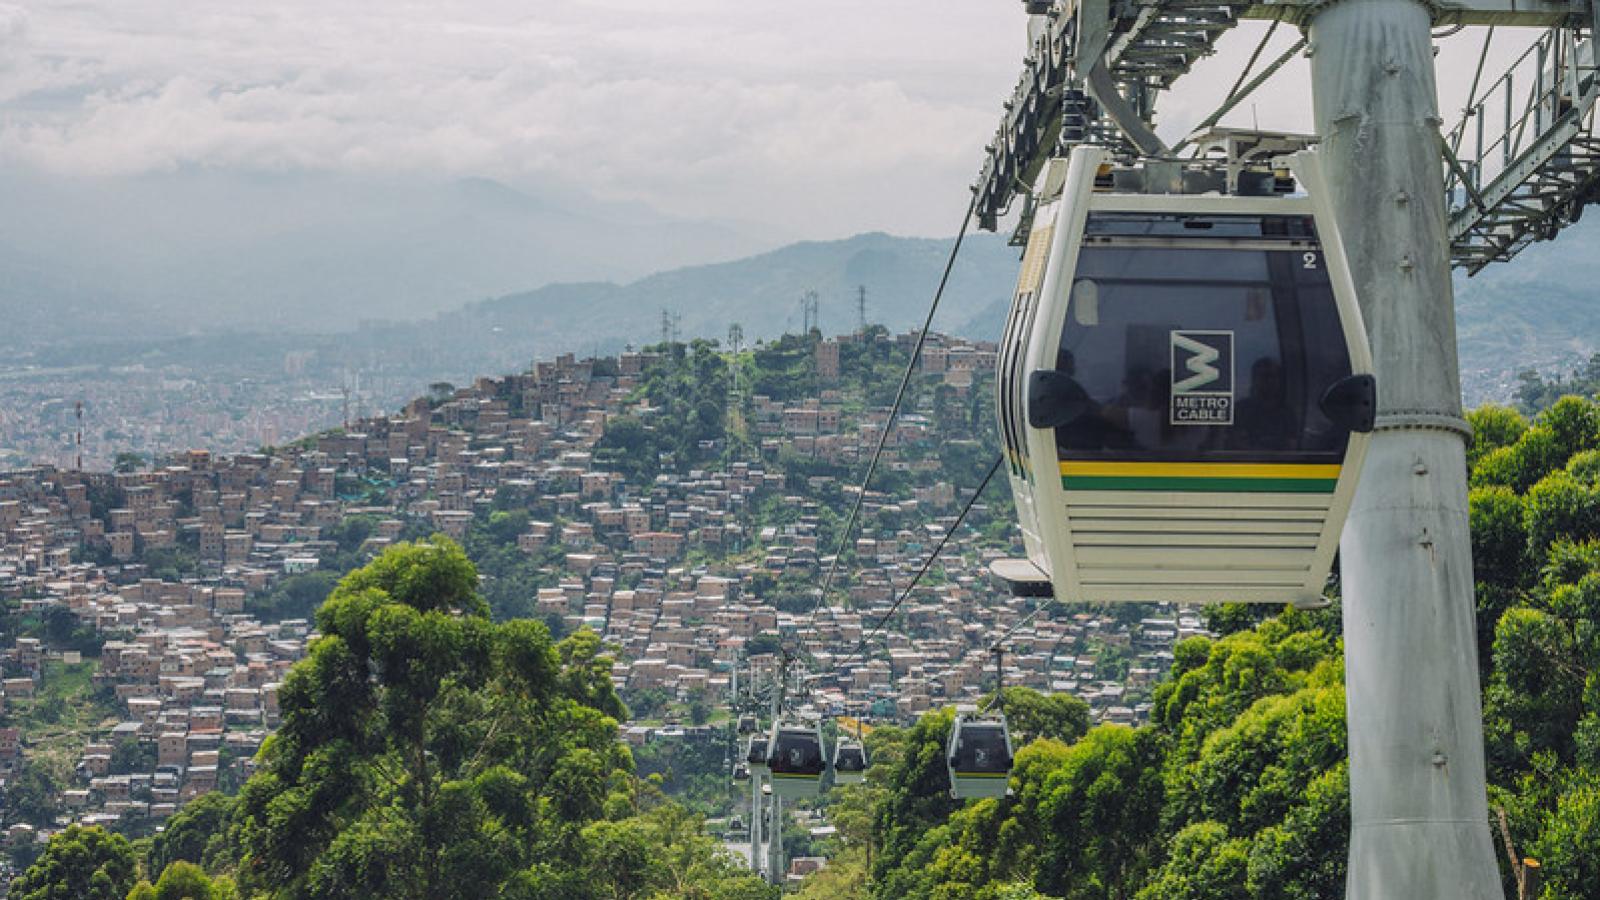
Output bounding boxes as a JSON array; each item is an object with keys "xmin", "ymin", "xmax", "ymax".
[{"xmin": 2, "ymin": 167, "xmax": 1597, "ymax": 405}]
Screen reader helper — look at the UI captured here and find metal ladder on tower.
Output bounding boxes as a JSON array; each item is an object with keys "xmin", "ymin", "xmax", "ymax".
[{"xmin": 1446, "ymin": 28, "xmax": 1600, "ymax": 273}]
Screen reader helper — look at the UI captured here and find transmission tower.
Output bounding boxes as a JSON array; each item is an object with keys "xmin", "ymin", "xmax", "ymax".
[
  {"xmin": 972, "ymin": 1, "xmax": 1600, "ymax": 895},
  {"xmin": 801, "ymin": 291, "xmax": 820, "ymax": 334},
  {"xmin": 660, "ymin": 309, "xmax": 682, "ymax": 345},
  {"xmin": 856, "ymin": 285, "xmax": 868, "ymax": 335}
]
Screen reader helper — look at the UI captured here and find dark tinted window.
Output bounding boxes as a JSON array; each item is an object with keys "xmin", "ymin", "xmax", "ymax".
[
  {"xmin": 834, "ymin": 746, "xmax": 866, "ymax": 771},
  {"xmin": 1052, "ymin": 215, "xmax": 1352, "ymax": 463},
  {"xmin": 951, "ymin": 723, "xmax": 1010, "ymax": 772},
  {"xmin": 769, "ymin": 730, "xmax": 824, "ymax": 774}
]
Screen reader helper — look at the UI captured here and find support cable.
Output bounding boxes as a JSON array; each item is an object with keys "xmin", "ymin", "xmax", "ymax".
[
  {"xmin": 1224, "ymin": 20, "xmax": 1280, "ymax": 110},
  {"xmin": 918, "ymin": 591, "xmax": 1062, "ymax": 694},
  {"xmin": 807, "ymin": 194, "xmax": 979, "ymax": 623},
  {"xmin": 830, "ymin": 454, "xmax": 1003, "ymax": 675},
  {"xmin": 1172, "ymin": 36, "xmax": 1308, "ymax": 156}
]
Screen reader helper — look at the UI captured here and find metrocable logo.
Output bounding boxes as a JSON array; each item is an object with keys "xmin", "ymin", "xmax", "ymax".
[{"xmin": 1170, "ymin": 330, "xmax": 1234, "ymax": 425}]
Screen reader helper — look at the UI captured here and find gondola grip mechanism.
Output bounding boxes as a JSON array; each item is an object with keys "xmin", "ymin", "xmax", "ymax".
[{"xmin": 1319, "ymin": 374, "xmax": 1377, "ymax": 433}]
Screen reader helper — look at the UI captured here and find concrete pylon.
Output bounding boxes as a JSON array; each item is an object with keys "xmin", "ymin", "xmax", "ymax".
[{"xmin": 1308, "ymin": 1, "xmax": 1505, "ymax": 896}]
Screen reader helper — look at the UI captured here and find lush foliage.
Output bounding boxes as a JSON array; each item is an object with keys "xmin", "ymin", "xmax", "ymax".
[
  {"xmin": 847, "ymin": 395, "xmax": 1600, "ymax": 900},
  {"xmin": 8, "ymin": 825, "xmax": 137, "ymax": 900},
  {"xmin": 1514, "ymin": 352, "xmax": 1600, "ymax": 415},
  {"xmin": 48, "ymin": 538, "xmax": 777, "ymax": 900}
]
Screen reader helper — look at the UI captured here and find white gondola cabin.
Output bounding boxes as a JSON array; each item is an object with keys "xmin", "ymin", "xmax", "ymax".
[
  {"xmin": 745, "ymin": 736, "xmax": 770, "ymax": 777},
  {"xmin": 993, "ymin": 147, "xmax": 1375, "ymax": 606},
  {"xmin": 832, "ymin": 741, "xmax": 867, "ymax": 785},
  {"xmin": 947, "ymin": 713, "xmax": 1014, "ymax": 800},
  {"xmin": 766, "ymin": 723, "xmax": 827, "ymax": 799}
]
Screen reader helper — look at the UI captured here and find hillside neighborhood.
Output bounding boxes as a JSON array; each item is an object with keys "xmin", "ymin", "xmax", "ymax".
[{"xmin": 0, "ymin": 328, "xmax": 1203, "ymax": 872}]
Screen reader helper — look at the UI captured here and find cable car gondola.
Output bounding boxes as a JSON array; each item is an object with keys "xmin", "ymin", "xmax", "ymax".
[
  {"xmin": 737, "ymin": 714, "xmax": 758, "ymax": 735},
  {"xmin": 745, "ymin": 736, "xmax": 770, "ymax": 777},
  {"xmin": 832, "ymin": 740, "xmax": 867, "ymax": 785},
  {"xmin": 765, "ymin": 722, "xmax": 827, "ymax": 799},
  {"xmin": 994, "ymin": 146, "xmax": 1376, "ymax": 606},
  {"xmin": 733, "ymin": 762, "xmax": 751, "ymax": 783},
  {"xmin": 947, "ymin": 713, "xmax": 1014, "ymax": 800}
]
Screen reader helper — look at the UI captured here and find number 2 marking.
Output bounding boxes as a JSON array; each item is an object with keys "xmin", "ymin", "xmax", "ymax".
[{"xmin": 1303, "ymin": 252, "xmax": 1319, "ymax": 269}]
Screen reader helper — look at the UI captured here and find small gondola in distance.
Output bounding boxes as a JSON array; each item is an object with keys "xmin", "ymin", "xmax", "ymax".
[
  {"xmin": 765, "ymin": 722, "xmax": 827, "ymax": 799},
  {"xmin": 994, "ymin": 146, "xmax": 1376, "ymax": 606},
  {"xmin": 832, "ymin": 740, "xmax": 868, "ymax": 786},
  {"xmin": 746, "ymin": 735, "xmax": 770, "ymax": 777},
  {"xmin": 947, "ymin": 713, "xmax": 1014, "ymax": 800}
]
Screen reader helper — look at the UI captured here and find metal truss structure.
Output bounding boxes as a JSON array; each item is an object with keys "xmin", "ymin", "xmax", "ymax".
[
  {"xmin": 1446, "ymin": 28, "xmax": 1600, "ymax": 272},
  {"xmin": 974, "ymin": 0, "xmax": 1600, "ymax": 271}
]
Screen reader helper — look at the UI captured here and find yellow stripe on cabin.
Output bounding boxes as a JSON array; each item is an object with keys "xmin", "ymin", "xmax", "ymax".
[{"xmin": 1059, "ymin": 461, "xmax": 1342, "ymax": 480}]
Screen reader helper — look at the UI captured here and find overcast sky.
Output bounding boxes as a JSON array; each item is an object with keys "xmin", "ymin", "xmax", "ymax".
[{"xmin": 0, "ymin": 1, "xmax": 1539, "ymax": 238}]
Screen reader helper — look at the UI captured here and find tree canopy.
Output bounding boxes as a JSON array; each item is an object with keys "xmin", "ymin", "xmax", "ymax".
[
  {"xmin": 93, "ymin": 537, "xmax": 776, "ymax": 900},
  {"xmin": 8, "ymin": 825, "xmax": 137, "ymax": 900},
  {"xmin": 849, "ymin": 394, "xmax": 1600, "ymax": 900}
]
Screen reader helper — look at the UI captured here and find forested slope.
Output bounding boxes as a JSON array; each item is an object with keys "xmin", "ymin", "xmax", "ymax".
[
  {"xmin": 10, "ymin": 540, "xmax": 776, "ymax": 900},
  {"xmin": 833, "ymin": 396, "xmax": 1600, "ymax": 900}
]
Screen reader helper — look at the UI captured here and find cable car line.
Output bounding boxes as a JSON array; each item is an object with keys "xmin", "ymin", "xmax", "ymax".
[
  {"xmin": 808, "ymin": 194, "xmax": 981, "ymax": 624},
  {"xmin": 1223, "ymin": 20, "xmax": 1280, "ymax": 111},
  {"xmin": 1171, "ymin": 37, "xmax": 1308, "ymax": 157},
  {"xmin": 829, "ymin": 453, "xmax": 1003, "ymax": 675}
]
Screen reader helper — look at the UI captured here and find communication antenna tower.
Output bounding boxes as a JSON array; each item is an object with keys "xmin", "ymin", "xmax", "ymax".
[
  {"xmin": 660, "ymin": 309, "xmax": 682, "ymax": 345},
  {"xmin": 74, "ymin": 401, "xmax": 83, "ymax": 472},
  {"xmin": 856, "ymin": 285, "xmax": 868, "ymax": 334},
  {"xmin": 967, "ymin": 1, "xmax": 1600, "ymax": 895},
  {"xmin": 801, "ymin": 291, "xmax": 820, "ymax": 334}
]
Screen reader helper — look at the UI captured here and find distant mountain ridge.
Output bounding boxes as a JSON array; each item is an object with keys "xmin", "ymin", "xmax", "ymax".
[
  {"xmin": 444, "ymin": 231, "xmax": 1021, "ymax": 353},
  {"xmin": 4, "ymin": 216, "xmax": 1596, "ymax": 407},
  {"xmin": 279, "ymin": 231, "xmax": 1018, "ymax": 388},
  {"xmin": 0, "ymin": 169, "xmax": 785, "ymax": 338}
]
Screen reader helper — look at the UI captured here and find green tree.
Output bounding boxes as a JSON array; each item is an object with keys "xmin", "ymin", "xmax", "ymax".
[
  {"xmin": 148, "ymin": 792, "xmax": 234, "ymax": 875},
  {"xmin": 229, "ymin": 537, "xmax": 758, "ymax": 900},
  {"xmin": 109, "ymin": 739, "xmax": 155, "ymax": 776},
  {"xmin": 113, "ymin": 452, "xmax": 146, "ymax": 474},
  {"xmin": 1132, "ymin": 821, "xmax": 1249, "ymax": 900},
  {"xmin": 6, "ymin": 765, "xmax": 65, "ymax": 826},
  {"xmin": 1467, "ymin": 405, "xmax": 1529, "ymax": 470},
  {"xmin": 1470, "ymin": 486, "xmax": 1529, "ymax": 589},
  {"xmin": 1528, "ymin": 769, "xmax": 1600, "ymax": 900},
  {"xmin": 988, "ymin": 687, "xmax": 1090, "ymax": 746},
  {"xmin": 248, "ymin": 571, "xmax": 340, "ymax": 622},
  {"xmin": 9, "ymin": 824, "xmax": 137, "ymax": 900},
  {"xmin": 127, "ymin": 860, "xmax": 234, "ymax": 900}
]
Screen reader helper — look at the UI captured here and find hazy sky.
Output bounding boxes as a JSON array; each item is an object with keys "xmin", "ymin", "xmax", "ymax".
[{"xmin": 0, "ymin": 1, "xmax": 1539, "ymax": 238}]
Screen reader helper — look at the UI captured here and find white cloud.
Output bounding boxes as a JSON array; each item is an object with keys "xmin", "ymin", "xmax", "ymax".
[
  {"xmin": 0, "ymin": 1, "xmax": 1022, "ymax": 236},
  {"xmin": 0, "ymin": 2, "xmax": 1548, "ymax": 238}
]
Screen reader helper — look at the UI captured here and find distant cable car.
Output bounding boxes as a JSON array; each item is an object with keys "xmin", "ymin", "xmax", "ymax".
[
  {"xmin": 946, "ymin": 714, "xmax": 1014, "ymax": 800},
  {"xmin": 733, "ymin": 762, "xmax": 751, "ymax": 782},
  {"xmin": 765, "ymin": 723, "xmax": 826, "ymax": 799},
  {"xmin": 737, "ymin": 714, "xmax": 759, "ymax": 735},
  {"xmin": 993, "ymin": 146, "xmax": 1376, "ymax": 606},
  {"xmin": 746, "ymin": 736, "xmax": 770, "ymax": 776},
  {"xmin": 832, "ymin": 741, "xmax": 868, "ymax": 785}
]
